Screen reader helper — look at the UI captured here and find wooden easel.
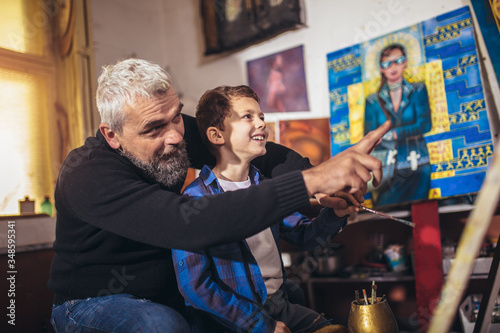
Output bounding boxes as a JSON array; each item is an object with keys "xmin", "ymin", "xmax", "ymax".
[
  {"xmin": 473, "ymin": 233, "xmax": 500, "ymax": 333},
  {"xmin": 428, "ymin": 139, "xmax": 500, "ymax": 333}
]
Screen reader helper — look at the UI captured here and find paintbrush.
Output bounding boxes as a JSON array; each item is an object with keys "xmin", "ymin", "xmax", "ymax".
[
  {"xmin": 362, "ymin": 289, "xmax": 369, "ymax": 305},
  {"xmin": 359, "ymin": 206, "xmax": 416, "ymax": 227},
  {"xmin": 371, "ymin": 281, "xmax": 377, "ymax": 304}
]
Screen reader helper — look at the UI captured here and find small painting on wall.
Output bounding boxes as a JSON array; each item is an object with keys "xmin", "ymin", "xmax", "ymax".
[
  {"xmin": 266, "ymin": 121, "xmax": 278, "ymax": 143},
  {"xmin": 248, "ymin": 45, "xmax": 310, "ymax": 113},
  {"xmin": 278, "ymin": 118, "xmax": 330, "ymax": 166}
]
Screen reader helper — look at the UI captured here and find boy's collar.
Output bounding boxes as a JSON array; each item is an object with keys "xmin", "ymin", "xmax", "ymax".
[
  {"xmin": 198, "ymin": 164, "xmax": 262, "ymax": 187},
  {"xmin": 199, "ymin": 165, "xmax": 219, "ymax": 187}
]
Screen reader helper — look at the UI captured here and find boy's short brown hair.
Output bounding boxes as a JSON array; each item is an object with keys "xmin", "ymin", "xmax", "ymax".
[{"xmin": 195, "ymin": 85, "xmax": 260, "ymax": 150}]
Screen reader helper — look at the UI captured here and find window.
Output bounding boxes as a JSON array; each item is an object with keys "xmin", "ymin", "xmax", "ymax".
[{"xmin": 0, "ymin": 0, "xmax": 68, "ymax": 215}]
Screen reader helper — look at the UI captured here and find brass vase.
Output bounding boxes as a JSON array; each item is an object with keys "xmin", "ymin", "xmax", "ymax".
[{"xmin": 348, "ymin": 297, "xmax": 399, "ymax": 333}]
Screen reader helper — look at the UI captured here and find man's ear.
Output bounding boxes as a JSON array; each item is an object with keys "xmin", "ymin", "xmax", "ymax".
[
  {"xmin": 206, "ymin": 126, "xmax": 225, "ymax": 146},
  {"xmin": 99, "ymin": 123, "xmax": 121, "ymax": 150}
]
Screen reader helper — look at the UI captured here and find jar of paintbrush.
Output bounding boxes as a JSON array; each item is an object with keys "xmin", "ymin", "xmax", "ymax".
[{"xmin": 348, "ymin": 282, "xmax": 399, "ymax": 333}]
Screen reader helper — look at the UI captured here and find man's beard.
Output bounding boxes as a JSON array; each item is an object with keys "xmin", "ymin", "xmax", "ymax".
[{"xmin": 121, "ymin": 141, "xmax": 190, "ymax": 188}]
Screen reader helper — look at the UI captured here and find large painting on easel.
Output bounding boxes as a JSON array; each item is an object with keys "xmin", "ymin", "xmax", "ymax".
[{"xmin": 327, "ymin": 6, "xmax": 495, "ymax": 208}]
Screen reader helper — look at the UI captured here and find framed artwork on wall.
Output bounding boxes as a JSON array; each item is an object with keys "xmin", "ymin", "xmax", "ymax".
[
  {"xmin": 200, "ymin": 0, "xmax": 303, "ymax": 55},
  {"xmin": 278, "ymin": 118, "xmax": 331, "ymax": 167},
  {"xmin": 247, "ymin": 45, "xmax": 309, "ymax": 113}
]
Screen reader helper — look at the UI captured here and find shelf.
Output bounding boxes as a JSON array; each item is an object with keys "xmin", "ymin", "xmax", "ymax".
[
  {"xmin": 466, "ymin": 274, "xmax": 489, "ymax": 280},
  {"xmin": 305, "ymin": 275, "xmax": 415, "ymax": 284},
  {"xmin": 301, "ymin": 200, "xmax": 498, "ymax": 331},
  {"xmin": 0, "ymin": 216, "xmax": 55, "ymax": 254},
  {"xmin": 0, "ymin": 213, "xmax": 51, "ymax": 220},
  {"xmin": 347, "ymin": 203, "xmax": 475, "ymax": 224}
]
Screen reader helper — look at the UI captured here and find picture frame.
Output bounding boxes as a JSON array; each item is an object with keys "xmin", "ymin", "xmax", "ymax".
[{"xmin": 200, "ymin": 0, "xmax": 303, "ymax": 55}]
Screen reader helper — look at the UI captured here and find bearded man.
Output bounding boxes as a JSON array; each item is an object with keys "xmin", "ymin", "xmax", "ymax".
[{"xmin": 48, "ymin": 58, "xmax": 388, "ymax": 332}]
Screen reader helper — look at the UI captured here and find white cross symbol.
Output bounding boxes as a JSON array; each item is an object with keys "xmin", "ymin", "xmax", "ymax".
[
  {"xmin": 387, "ymin": 149, "xmax": 397, "ymax": 165},
  {"xmin": 407, "ymin": 150, "xmax": 421, "ymax": 171}
]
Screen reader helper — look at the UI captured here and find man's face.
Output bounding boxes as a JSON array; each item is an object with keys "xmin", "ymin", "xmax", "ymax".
[
  {"xmin": 220, "ymin": 97, "xmax": 268, "ymax": 162},
  {"xmin": 114, "ymin": 88, "xmax": 189, "ymax": 187}
]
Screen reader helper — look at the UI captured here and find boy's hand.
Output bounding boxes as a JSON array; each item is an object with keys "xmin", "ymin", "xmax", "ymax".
[
  {"xmin": 274, "ymin": 321, "xmax": 291, "ymax": 333},
  {"xmin": 302, "ymin": 121, "xmax": 390, "ymax": 198}
]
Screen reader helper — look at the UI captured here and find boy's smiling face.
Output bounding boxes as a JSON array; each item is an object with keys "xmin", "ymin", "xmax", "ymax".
[{"xmin": 221, "ymin": 96, "xmax": 268, "ymax": 162}]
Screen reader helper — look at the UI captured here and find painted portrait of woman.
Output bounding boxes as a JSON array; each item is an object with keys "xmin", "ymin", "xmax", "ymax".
[{"xmin": 364, "ymin": 44, "xmax": 432, "ymax": 207}]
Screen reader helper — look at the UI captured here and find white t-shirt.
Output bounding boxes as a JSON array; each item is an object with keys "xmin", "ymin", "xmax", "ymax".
[{"xmin": 218, "ymin": 177, "xmax": 283, "ymax": 295}]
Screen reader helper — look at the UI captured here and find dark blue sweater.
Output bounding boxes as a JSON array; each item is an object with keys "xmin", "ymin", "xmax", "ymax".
[{"xmin": 48, "ymin": 114, "xmax": 312, "ymax": 309}]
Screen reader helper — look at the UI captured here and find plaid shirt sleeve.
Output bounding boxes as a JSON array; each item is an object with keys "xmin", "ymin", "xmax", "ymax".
[
  {"xmin": 279, "ymin": 208, "xmax": 348, "ymax": 251},
  {"xmin": 173, "ymin": 176, "xmax": 276, "ymax": 333},
  {"xmin": 172, "ymin": 249, "xmax": 275, "ymax": 332}
]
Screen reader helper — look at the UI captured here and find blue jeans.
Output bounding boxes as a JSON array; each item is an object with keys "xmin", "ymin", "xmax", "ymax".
[{"xmin": 51, "ymin": 293, "xmax": 190, "ymax": 332}]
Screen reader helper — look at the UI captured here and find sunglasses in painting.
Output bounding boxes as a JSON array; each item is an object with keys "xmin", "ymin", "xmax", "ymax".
[{"xmin": 380, "ymin": 56, "xmax": 406, "ymax": 69}]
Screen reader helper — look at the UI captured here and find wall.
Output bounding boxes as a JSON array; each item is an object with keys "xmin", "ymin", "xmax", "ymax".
[
  {"xmin": 90, "ymin": 0, "xmax": 169, "ymax": 84},
  {"xmin": 90, "ymin": 0, "xmax": 499, "ymax": 139}
]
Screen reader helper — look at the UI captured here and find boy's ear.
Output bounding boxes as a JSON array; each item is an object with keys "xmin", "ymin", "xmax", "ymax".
[
  {"xmin": 206, "ymin": 126, "xmax": 225, "ymax": 146},
  {"xmin": 99, "ymin": 123, "xmax": 121, "ymax": 150}
]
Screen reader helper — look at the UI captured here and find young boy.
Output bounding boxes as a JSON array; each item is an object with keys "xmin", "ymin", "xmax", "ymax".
[{"xmin": 173, "ymin": 86, "xmax": 352, "ymax": 333}]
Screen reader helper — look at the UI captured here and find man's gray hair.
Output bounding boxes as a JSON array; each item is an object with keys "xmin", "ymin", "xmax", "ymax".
[{"xmin": 96, "ymin": 58, "xmax": 174, "ymax": 133}]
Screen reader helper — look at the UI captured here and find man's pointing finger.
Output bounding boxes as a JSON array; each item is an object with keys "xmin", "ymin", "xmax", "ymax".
[{"xmin": 354, "ymin": 120, "xmax": 392, "ymax": 154}]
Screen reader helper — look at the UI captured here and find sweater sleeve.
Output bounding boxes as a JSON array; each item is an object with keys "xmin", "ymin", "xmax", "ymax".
[
  {"xmin": 279, "ymin": 208, "xmax": 348, "ymax": 251},
  {"xmin": 57, "ymin": 150, "xmax": 310, "ymax": 252}
]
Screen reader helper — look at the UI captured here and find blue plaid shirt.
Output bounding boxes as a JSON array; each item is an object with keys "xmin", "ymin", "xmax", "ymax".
[{"xmin": 173, "ymin": 165, "xmax": 347, "ymax": 332}]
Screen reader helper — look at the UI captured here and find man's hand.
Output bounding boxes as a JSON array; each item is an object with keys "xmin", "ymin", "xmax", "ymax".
[
  {"xmin": 302, "ymin": 121, "xmax": 391, "ymax": 198},
  {"xmin": 331, "ymin": 191, "xmax": 363, "ymax": 217},
  {"xmin": 316, "ymin": 188, "xmax": 366, "ymax": 217},
  {"xmin": 316, "ymin": 181, "xmax": 367, "ymax": 209},
  {"xmin": 274, "ymin": 321, "xmax": 291, "ymax": 333}
]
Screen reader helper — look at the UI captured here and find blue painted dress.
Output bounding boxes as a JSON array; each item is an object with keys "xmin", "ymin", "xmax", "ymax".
[{"xmin": 364, "ymin": 79, "xmax": 432, "ymax": 207}]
